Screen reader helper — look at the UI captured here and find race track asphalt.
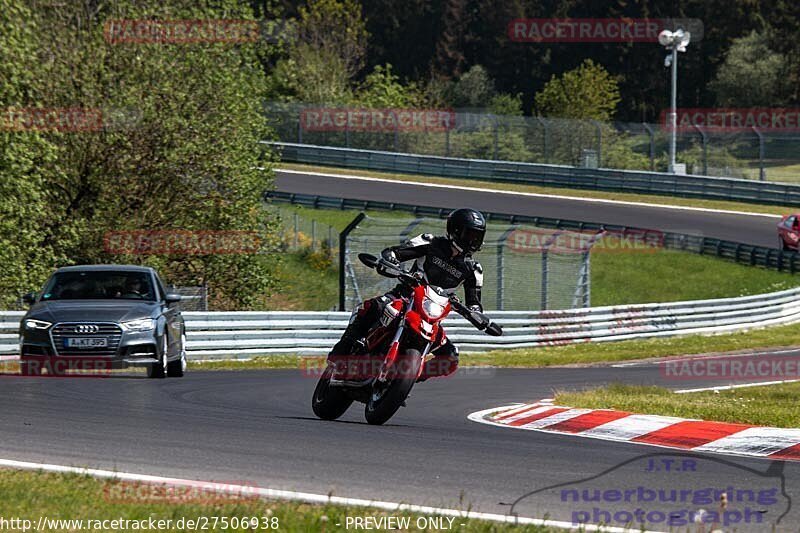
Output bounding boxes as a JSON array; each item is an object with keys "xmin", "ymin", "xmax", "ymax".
[
  {"xmin": 274, "ymin": 170, "xmax": 782, "ymax": 248},
  {"xmin": 2, "ymin": 354, "xmax": 798, "ymax": 531}
]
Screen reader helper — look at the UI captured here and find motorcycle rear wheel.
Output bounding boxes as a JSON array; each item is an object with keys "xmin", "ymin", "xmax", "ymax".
[
  {"xmin": 312, "ymin": 365, "xmax": 354, "ymax": 420},
  {"xmin": 364, "ymin": 350, "xmax": 422, "ymax": 425}
]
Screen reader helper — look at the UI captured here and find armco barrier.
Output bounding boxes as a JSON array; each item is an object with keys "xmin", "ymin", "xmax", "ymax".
[
  {"xmin": 265, "ymin": 190, "xmax": 800, "ymax": 274},
  {"xmin": 2, "ymin": 286, "xmax": 800, "ymax": 358},
  {"xmin": 266, "ymin": 142, "xmax": 800, "ymax": 207}
]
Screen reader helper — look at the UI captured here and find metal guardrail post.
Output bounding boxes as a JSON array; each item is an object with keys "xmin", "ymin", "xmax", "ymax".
[{"xmin": 339, "ymin": 212, "xmax": 366, "ymax": 311}]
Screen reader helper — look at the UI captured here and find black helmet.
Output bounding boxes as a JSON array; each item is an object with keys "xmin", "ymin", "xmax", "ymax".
[{"xmin": 447, "ymin": 208, "xmax": 486, "ymax": 253}]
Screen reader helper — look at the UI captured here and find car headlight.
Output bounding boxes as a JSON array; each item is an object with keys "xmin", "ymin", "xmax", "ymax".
[
  {"xmin": 422, "ymin": 299, "xmax": 445, "ymax": 320},
  {"xmin": 24, "ymin": 319, "xmax": 51, "ymax": 330},
  {"xmin": 121, "ymin": 319, "xmax": 155, "ymax": 332}
]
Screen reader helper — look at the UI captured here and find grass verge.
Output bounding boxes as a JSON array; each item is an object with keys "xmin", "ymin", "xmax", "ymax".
[
  {"xmin": 555, "ymin": 382, "xmax": 800, "ymax": 428},
  {"xmin": 279, "ymin": 163, "xmax": 793, "ymax": 216},
  {"xmin": 271, "ymin": 204, "xmax": 797, "ymax": 307},
  {"xmin": 0, "ymin": 468, "xmax": 549, "ymax": 532},
  {"xmin": 188, "ymin": 321, "xmax": 800, "ymax": 371}
]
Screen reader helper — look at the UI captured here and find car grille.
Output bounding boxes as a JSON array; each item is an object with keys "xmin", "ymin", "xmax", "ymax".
[{"xmin": 51, "ymin": 323, "xmax": 123, "ymax": 356}]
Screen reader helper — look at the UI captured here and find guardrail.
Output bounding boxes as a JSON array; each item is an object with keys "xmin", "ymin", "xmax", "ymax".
[
  {"xmin": 267, "ymin": 142, "xmax": 800, "ymax": 208},
  {"xmin": 2, "ymin": 286, "xmax": 800, "ymax": 358},
  {"xmin": 265, "ymin": 190, "xmax": 800, "ymax": 274}
]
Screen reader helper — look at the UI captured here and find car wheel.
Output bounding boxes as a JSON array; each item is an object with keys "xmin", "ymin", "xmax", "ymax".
[
  {"xmin": 167, "ymin": 333, "xmax": 186, "ymax": 378},
  {"xmin": 147, "ymin": 335, "xmax": 168, "ymax": 379}
]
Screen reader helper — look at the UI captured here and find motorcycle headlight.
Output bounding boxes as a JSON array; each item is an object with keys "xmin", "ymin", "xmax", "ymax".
[
  {"xmin": 422, "ymin": 299, "xmax": 446, "ymax": 320},
  {"xmin": 24, "ymin": 319, "xmax": 51, "ymax": 330},
  {"xmin": 121, "ymin": 318, "xmax": 155, "ymax": 332}
]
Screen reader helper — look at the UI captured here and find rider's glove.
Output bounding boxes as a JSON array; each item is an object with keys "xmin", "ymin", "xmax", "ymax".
[
  {"xmin": 381, "ymin": 250, "xmax": 400, "ymax": 265},
  {"xmin": 377, "ymin": 250, "xmax": 400, "ymax": 276}
]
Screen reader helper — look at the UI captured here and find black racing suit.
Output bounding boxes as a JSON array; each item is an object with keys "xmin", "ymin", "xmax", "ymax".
[{"xmin": 330, "ymin": 233, "xmax": 484, "ymax": 379}]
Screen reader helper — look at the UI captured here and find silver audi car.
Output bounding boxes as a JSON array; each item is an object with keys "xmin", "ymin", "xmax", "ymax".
[{"xmin": 19, "ymin": 265, "xmax": 186, "ymax": 377}]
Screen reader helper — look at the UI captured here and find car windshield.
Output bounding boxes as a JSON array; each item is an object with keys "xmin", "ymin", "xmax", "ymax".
[{"xmin": 41, "ymin": 271, "xmax": 155, "ymax": 301}]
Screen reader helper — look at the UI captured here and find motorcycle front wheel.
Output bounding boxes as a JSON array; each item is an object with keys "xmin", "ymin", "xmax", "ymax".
[
  {"xmin": 364, "ymin": 349, "xmax": 422, "ymax": 425},
  {"xmin": 312, "ymin": 365, "xmax": 354, "ymax": 420}
]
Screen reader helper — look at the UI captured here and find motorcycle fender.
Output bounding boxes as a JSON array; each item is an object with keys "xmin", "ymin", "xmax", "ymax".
[{"xmin": 405, "ymin": 310, "xmax": 432, "ymax": 340}]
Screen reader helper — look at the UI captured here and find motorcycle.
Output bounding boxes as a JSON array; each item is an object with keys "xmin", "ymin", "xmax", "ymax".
[{"xmin": 312, "ymin": 252, "xmax": 503, "ymax": 425}]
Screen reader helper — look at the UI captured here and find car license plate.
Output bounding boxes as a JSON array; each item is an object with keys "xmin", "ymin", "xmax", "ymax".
[{"xmin": 64, "ymin": 337, "xmax": 108, "ymax": 349}]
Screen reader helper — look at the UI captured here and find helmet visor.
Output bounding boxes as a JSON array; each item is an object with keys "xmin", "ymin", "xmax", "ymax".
[{"xmin": 460, "ymin": 227, "xmax": 485, "ymax": 252}]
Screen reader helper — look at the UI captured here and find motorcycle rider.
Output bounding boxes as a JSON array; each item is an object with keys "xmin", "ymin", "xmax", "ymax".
[{"xmin": 330, "ymin": 208, "xmax": 487, "ymax": 380}]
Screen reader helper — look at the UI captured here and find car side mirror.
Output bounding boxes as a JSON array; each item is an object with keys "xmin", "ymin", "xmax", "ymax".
[
  {"xmin": 164, "ymin": 293, "xmax": 182, "ymax": 305},
  {"xmin": 21, "ymin": 292, "xmax": 37, "ymax": 305}
]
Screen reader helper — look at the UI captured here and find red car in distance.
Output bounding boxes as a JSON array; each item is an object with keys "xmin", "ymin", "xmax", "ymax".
[{"xmin": 777, "ymin": 214, "xmax": 800, "ymax": 251}]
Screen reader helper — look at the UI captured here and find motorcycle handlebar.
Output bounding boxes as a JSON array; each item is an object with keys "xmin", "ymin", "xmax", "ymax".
[{"xmin": 357, "ymin": 253, "xmax": 503, "ymax": 336}]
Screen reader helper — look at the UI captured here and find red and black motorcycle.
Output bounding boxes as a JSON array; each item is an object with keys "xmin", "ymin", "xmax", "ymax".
[{"xmin": 312, "ymin": 253, "xmax": 503, "ymax": 425}]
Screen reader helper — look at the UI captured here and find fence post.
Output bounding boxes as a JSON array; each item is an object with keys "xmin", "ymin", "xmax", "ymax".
[
  {"xmin": 492, "ymin": 115, "xmax": 499, "ymax": 160},
  {"xmin": 643, "ymin": 123, "xmax": 656, "ymax": 171},
  {"xmin": 391, "ymin": 110, "xmax": 399, "ymax": 151},
  {"xmin": 496, "ymin": 226, "xmax": 518, "ymax": 310},
  {"xmin": 311, "ymin": 219, "xmax": 317, "ymax": 251},
  {"xmin": 339, "ymin": 213, "xmax": 366, "ymax": 311},
  {"xmin": 293, "ymin": 212, "xmax": 298, "ymax": 249},
  {"xmin": 297, "ymin": 117, "xmax": 303, "ymax": 144},
  {"xmin": 693, "ymin": 124, "xmax": 708, "ymax": 175},
  {"xmin": 591, "ymin": 120, "xmax": 602, "ymax": 167},
  {"xmin": 752, "ymin": 126, "xmax": 765, "ymax": 181},
  {"xmin": 445, "ymin": 128, "xmax": 451, "ymax": 157},
  {"xmin": 536, "ymin": 117, "xmax": 549, "ymax": 163}
]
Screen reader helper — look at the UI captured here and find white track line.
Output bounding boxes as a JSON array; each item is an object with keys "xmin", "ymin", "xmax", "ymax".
[
  {"xmin": 0, "ymin": 458, "xmax": 658, "ymax": 533},
  {"xmin": 674, "ymin": 379, "xmax": 800, "ymax": 393},
  {"xmin": 277, "ymin": 168, "xmax": 782, "ymax": 219}
]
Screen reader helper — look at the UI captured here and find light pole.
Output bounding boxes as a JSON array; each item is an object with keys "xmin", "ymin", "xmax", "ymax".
[{"xmin": 659, "ymin": 28, "xmax": 691, "ymax": 174}]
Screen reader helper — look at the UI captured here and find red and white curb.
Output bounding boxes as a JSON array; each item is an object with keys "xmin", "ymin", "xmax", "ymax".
[{"xmin": 468, "ymin": 402, "xmax": 800, "ymax": 462}]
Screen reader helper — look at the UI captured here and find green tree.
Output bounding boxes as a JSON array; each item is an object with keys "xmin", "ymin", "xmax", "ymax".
[
  {"xmin": 357, "ymin": 64, "xmax": 423, "ymax": 108},
  {"xmin": 534, "ymin": 60, "xmax": 621, "ymax": 121},
  {"xmin": 267, "ymin": 0, "xmax": 367, "ymax": 104},
  {"xmin": 452, "ymin": 65, "xmax": 496, "ymax": 108},
  {"xmin": 0, "ymin": 0, "xmax": 66, "ymax": 306},
  {"xmin": 710, "ymin": 30, "xmax": 792, "ymax": 107},
  {"xmin": 15, "ymin": 0, "xmax": 279, "ymax": 309}
]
